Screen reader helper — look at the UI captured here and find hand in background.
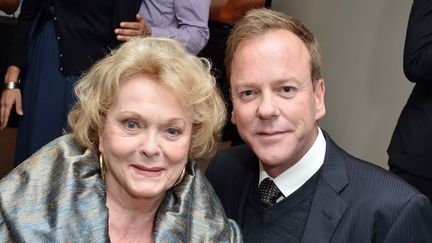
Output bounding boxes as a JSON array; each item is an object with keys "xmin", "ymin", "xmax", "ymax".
[
  {"xmin": 115, "ymin": 14, "xmax": 151, "ymax": 42},
  {"xmin": 1, "ymin": 65, "xmax": 23, "ymax": 130}
]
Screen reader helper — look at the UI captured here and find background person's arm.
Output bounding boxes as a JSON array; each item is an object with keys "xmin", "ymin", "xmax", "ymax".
[
  {"xmin": 149, "ymin": 0, "xmax": 211, "ymax": 54},
  {"xmin": 403, "ymin": 0, "xmax": 432, "ymax": 83}
]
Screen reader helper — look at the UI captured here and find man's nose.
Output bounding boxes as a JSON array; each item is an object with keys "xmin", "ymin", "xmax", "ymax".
[{"xmin": 256, "ymin": 94, "xmax": 279, "ymax": 120}]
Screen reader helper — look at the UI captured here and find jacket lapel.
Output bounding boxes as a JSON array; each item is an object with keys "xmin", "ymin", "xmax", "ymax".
[
  {"xmin": 232, "ymin": 168, "xmax": 256, "ymax": 226},
  {"xmin": 226, "ymin": 145, "xmax": 259, "ymax": 226},
  {"xmin": 302, "ymin": 132, "xmax": 349, "ymax": 243}
]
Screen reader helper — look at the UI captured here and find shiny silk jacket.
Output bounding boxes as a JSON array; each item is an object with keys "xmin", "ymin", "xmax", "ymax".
[{"xmin": 0, "ymin": 135, "xmax": 242, "ymax": 242}]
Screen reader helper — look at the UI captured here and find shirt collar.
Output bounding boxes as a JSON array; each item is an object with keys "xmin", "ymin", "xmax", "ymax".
[{"xmin": 259, "ymin": 127, "xmax": 326, "ymax": 197}]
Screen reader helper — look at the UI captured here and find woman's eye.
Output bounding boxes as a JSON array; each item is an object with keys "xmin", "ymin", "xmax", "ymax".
[
  {"xmin": 124, "ymin": 120, "xmax": 139, "ymax": 130},
  {"xmin": 166, "ymin": 128, "xmax": 181, "ymax": 137}
]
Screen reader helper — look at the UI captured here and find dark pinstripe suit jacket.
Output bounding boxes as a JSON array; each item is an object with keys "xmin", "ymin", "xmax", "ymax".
[{"xmin": 206, "ymin": 132, "xmax": 432, "ymax": 242}]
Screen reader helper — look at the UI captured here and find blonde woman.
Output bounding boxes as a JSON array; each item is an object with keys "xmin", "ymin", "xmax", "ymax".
[{"xmin": 0, "ymin": 37, "xmax": 241, "ymax": 242}]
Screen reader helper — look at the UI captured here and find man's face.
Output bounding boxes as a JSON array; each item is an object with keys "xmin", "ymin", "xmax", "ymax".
[{"xmin": 230, "ymin": 29, "xmax": 326, "ymax": 177}]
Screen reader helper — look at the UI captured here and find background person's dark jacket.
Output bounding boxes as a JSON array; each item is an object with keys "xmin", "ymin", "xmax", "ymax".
[
  {"xmin": 388, "ymin": 0, "xmax": 432, "ymax": 179},
  {"xmin": 8, "ymin": 0, "xmax": 141, "ymax": 75}
]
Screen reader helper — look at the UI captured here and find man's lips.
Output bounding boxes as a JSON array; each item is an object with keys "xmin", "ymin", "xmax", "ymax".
[
  {"xmin": 256, "ymin": 130, "xmax": 287, "ymax": 136},
  {"xmin": 130, "ymin": 164, "xmax": 164, "ymax": 177}
]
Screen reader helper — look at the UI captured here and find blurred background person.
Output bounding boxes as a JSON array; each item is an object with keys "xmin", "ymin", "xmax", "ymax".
[
  {"xmin": 209, "ymin": 0, "xmax": 269, "ymax": 24},
  {"xmin": 0, "ymin": 0, "xmax": 19, "ymax": 15},
  {"xmin": 388, "ymin": 0, "xmax": 432, "ymax": 201},
  {"xmin": 0, "ymin": 37, "xmax": 241, "ymax": 242},
  {"xmin": 0, "ymin": 0, "xmax": 141, "ymax": 165},
  {"xmin": 115, "ymin": 0, "xmax": 211, "ymax": 55},
  {"xmin": 199, "ymin": 0, "xmax": 272, "ymax": 146}
]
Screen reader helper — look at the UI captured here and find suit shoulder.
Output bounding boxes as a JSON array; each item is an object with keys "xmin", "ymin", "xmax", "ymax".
[
  {"xmin": 342, "ymin": 151, "xmax": 424, "ymax": 203},
  {"xmin": 213, "ymin": 145, "xmax": 255, "ymax": 163},
  {"xmin": 323, "ymin": 134, "xmax": 423, "ymax": 203},
  {"xmin": 206, "ymin": 145, "xmax": 257, "ymax": 186},
  {"xmin": 208, "ymin": 144, "xmax": 257, "ymax": 171}
]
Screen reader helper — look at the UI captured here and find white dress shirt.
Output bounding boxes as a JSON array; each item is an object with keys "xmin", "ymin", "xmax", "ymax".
[{"xmin": 259, "ymin": 128, "xmax": 326, "ymax": 201}]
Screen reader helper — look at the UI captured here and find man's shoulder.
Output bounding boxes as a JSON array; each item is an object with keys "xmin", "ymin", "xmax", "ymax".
[
  {"xmin": 213, "ymin": 144, "xmax": 255, "ymax": 161},
  {"xmin": 206, "ymin": 144, "xmax": 257, "ymax": 186},
  {"xmin": 328, "ymin": 139, "xmax": 424, "ymax": 205},
  {"xmin": 347, "ymin": 155, "xmax": 422, "ymax": 200},
  {"xmin": 208, "ymin": 144, "xmax": 258, "ymax": 173}
]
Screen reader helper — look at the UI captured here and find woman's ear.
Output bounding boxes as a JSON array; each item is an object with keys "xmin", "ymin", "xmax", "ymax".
[{"xmin": 98, "ymin": 119, "xmax": 106, "ymax": 153}]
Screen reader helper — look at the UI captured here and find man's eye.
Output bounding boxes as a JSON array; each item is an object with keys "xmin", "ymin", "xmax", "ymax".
[
  {"xmin": 238, "ymin": 90, "xmax": 257, "ymax": 101},
  {"xmin": 124, "ymin": 120, "xmax": 138, "ymax": 130},
  {"xmin": 281, "ymin": 86, "xmax": 292, "ymax": 92},
  {"xmin": 279, "ymin": 86, "xmax": 296, "ymax": 97},
  {"xmin": 166, "ymin": 128, "xmax": 181, "ymax": 137},
  {"xmin": 241, "ymin": 90, "xmax": 254, "ymax": 96}
]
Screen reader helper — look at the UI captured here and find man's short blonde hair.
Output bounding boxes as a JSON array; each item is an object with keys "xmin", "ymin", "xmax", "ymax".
[
  {"xmin": 225, "ymin": 8, "xmax": 322, "ymax": 84},
  {"xmin": 68, "ymin": 37, "xmax": 226, "ymax": 160}
]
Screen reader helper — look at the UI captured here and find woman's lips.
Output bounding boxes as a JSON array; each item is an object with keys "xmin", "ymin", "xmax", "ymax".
[{"xmin": 131, "ymin": 164, "xmax": 164, "ymax": 177}]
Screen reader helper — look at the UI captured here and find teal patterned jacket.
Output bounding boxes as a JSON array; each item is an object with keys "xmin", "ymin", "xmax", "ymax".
[{"xmin": 0, "ymin": 135, "xmax": 242, "ymax": 242}]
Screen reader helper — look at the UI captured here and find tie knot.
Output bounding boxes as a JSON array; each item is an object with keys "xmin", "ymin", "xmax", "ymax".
[{"xmin": 258, "ymin": 177, "xmax": 282, "ymax": 208}]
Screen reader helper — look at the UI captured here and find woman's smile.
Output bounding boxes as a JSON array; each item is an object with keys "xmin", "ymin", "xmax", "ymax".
[{"xmin": 130, "ymin": 164, "xmax": 164, "ymax": 177}]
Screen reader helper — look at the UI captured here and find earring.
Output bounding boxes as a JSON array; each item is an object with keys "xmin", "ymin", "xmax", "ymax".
[
  {"xmin": 173, "ymin": 167, "xmax": 186, "ymax": 187},
  {"xmin": 99, "ymin": 153, "xmax": 106, "ymax": 180}
]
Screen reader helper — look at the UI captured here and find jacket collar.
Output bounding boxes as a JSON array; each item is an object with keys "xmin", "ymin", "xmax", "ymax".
[
  {"xmin": 301, "ymin": 131, "xmax": 349, "ymax": 243},
  {"xmin": 231, "ymin": 131, "xmax": 350, "ymax": 240}
]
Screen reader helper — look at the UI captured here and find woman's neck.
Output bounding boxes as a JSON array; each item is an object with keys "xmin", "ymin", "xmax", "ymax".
[{"xmin": 106, "ymin": 190, "xmax": 164, "ymax": 242}]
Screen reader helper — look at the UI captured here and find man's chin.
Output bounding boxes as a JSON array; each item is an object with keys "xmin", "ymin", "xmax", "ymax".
[
  {"xmin": 258, "ymin": 154, "xmax": 294, "ymax": 177},
  {"xmin": 254, "ymin": 147, "xmax": 287, "ymax": 164}
]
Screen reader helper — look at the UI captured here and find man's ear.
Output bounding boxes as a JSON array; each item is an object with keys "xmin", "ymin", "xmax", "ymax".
[
  {"xmin": 231, "ymin": 110, "xmax": 237, "ymax": 125},
  {"xmin": 314, "ymin": 78, "xmax": 326, "ymax": 120}
]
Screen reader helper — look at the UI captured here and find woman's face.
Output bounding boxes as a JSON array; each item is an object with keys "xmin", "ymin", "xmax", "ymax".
[{"xmin": 98, "ymin": 75, "xmax": 192, "ymax": 202}]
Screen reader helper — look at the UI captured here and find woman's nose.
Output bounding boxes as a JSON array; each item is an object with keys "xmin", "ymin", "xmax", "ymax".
[{"xmin": 139, "ymin": 132, "xmax": 160, "ymax": 158}]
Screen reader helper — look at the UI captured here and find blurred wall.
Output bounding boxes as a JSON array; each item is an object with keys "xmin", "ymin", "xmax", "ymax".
[{"xmin": 272, "ymin": 0, "xmax": 413, "ymax": 168}]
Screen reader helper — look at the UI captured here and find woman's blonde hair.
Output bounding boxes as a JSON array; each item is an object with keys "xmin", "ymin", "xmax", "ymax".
[{"xmin": 68, "ymin": 37, "xmax": 226, "ymax": 160}]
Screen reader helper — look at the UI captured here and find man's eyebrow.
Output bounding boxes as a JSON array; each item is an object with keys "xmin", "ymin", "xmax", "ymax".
[{"xmin": 273, "ymin": 78, "xmax": 302, "ymax": 85}]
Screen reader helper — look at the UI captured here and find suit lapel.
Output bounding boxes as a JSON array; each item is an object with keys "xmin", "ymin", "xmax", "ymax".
[
  {"xmin": 302, "ymin": 132, "xmax": 349, "ymax": 243},
  {"xmin": 226, "ymin": 145, "xmax": 259, "ymax": 226},
  {"xmin": 232, "ymin": 167, "xmax": 256, "ymax": 226}
]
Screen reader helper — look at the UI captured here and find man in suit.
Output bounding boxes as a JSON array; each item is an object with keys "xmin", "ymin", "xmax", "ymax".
[
  {"xmin": 388, "ymin": 0, "xmax": 432, "ymax": 201},
  {"xmin": 206, "ymin": 8, "xmax": 432, "ymax": 242}
]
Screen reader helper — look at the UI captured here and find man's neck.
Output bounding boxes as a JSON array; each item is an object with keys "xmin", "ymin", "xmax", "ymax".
[{"xmin": 259, "ymin": 127, "xmax": 326, "ymax": 197}]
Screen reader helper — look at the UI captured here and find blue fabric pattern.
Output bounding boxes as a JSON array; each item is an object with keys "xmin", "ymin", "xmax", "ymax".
[{"xmin": 0, "ymin": 135, "xmax": 242, "ymax": 242}]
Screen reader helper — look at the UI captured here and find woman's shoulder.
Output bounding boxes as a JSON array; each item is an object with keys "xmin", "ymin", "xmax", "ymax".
[
  {"xmin": 0, "ymin": 134, "xmax": 99, "ymax": 199},
  {"xmin": 2, "ymin": 135, "xmax": 80, "ymax": 178},
  {"xmin": 0, "ymin": 135, "xmax": 107, "ymax": 241},
  {"xmin": 155, "ymin": 160, "xmax": 242, "ymax": 242}
]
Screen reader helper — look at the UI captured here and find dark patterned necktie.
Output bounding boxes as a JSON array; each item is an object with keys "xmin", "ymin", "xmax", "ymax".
[{"xmin": 259, "ymin": 177, "xmax": 283, "ymax": 208}]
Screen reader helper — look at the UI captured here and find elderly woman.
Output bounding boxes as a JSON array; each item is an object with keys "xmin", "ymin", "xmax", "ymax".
[{"xmin": 0, "ymin": 38, "xmax": 242, "ymax": 242}]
